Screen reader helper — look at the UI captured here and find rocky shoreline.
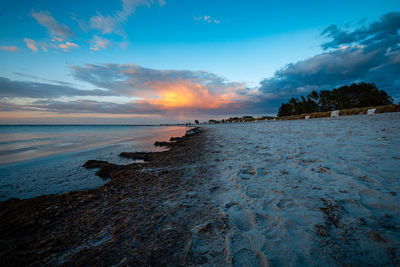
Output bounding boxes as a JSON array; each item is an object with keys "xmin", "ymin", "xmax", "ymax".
[{"xmin": 0, "ymin": 127, "xmax": 229, "ymax": 266}]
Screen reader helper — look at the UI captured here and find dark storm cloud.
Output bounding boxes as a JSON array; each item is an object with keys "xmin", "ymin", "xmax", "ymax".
[
  {"xmin": 0, "ymin": 77, "xmax": 116, "ymax": 98},
  {"xmin": 258, "ymin": 12, "xmax": 400, "ymax": 112},
  {"xmin": 321, "ymin": 12, "xmax": 400, "ymax": 49}
]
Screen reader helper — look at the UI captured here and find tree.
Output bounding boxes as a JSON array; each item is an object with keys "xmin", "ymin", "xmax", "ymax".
[{"xmin": 277, "ymin": 82, "xmax": 393, "ymax": 116}]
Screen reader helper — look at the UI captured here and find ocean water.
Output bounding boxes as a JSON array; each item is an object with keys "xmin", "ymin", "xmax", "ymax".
[{"xmin": 0, "ymin": 125, "xmax": 189, "ymax": 201}]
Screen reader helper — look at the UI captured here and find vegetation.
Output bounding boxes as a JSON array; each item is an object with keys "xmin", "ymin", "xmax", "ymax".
[
  {"xmin": 277, "ymin": 82, "xmax": 393, "ymax": 117},
  {"xmin": 276, "ymin": 104, "xmax": 400, "ymax": 121},
  {"xmin": 202, "ymin": 83, "xmax": 397, "ymax": 124},
  {"xmin": 206, "ymin": 115, "xmax": 275, "ymax": 124}
]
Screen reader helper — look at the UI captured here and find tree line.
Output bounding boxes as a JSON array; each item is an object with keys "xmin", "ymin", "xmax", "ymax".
[{"xmin": 277, "ymin": 82, "xmax": 393, "ymax": 117}]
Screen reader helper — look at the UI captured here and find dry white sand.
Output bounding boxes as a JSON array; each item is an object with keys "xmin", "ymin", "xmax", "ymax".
[{"xmin": 202, "ymin": 113, "xmax": 400, "ymax": 266}]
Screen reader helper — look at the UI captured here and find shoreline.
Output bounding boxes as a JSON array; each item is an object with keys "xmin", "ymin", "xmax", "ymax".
[{"xmin": 0, "ymin": 127, "xmax": 229, "ymax": 266}]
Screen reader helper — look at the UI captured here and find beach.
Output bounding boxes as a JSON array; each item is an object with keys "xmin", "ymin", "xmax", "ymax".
[
  {"xmin": 1, "ymin": 113, "xmax": 400, "ymax": 266},
  {"xmin": 203, "ymin": 112, "xmax": 400, "ymax": 265}
]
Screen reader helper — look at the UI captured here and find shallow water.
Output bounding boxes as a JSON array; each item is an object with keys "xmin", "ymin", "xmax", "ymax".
[
  {"xmin": 203, "ymin": 113, "xmax": 400, "ymax": 266},
  {"xmin": 0, "ymin": 125, "xmax": 188, "ymax": 200}
]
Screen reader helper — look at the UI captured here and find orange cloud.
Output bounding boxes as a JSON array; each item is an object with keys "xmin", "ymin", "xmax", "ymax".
[
  {"xmin": 24, "ymin": 38, "xmax": 38, "ymax": 52},
  {"xmin": 70, "ymin": 63, "xmax": 248, "ymax": 114},
  {"xmin": 59, "ymin": 41, "xmax": 79, "ymax": 51},
  {"xmin": 90, "ymin": 36, "xmax": 110, "ymax": 51},
  {"xmin": 143, "ymin": 80, "xmax": 238, "ymax": 110}
]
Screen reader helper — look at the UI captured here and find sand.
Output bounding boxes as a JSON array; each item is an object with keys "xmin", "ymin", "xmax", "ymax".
[{"xmin": 202, "ymin": 112, "xmax": 400, "ymax": 265}]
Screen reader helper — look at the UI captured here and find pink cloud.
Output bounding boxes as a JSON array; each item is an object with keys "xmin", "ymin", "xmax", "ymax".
[
  {"xmin": 31, "ymin": 10, "xmax": 74, "ymax": 38},
  {"xmin": 24, "ymin": 38, "xmax": 38, "ymax": 52},
  {"xmin": 89, "ymin": 0, "xmax": 165, "ymax": 36},
  {"xmin": 24, "ymin": 38, "xmax": 49, "ymax": 52},
  {"xmin": 90, "ymin": 36, "xmax": 110, "ymax": 51},
  {"xmin": 65, "ymin": 42, "xmax": 79, "ymax": 48},
  {"xmin": 51, "ymin": 36, "xmax": 63, "ymax": 42},
  {"xmin": 0, "ymin": 46, "xmax": 18, "ymax": 52},
  {"xmin": 59, "ymin": 42, "xmax": 80, "ymax": 51}
]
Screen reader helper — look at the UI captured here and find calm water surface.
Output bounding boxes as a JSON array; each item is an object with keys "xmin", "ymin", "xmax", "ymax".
[{"xmin": 0, "ymin": 125, "xmax": 189, "ymax": 200}]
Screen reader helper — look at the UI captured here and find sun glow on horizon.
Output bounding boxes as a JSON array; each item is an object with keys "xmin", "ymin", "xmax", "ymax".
[{"xmin": 145, "ymin": 80, "xmax": 241, "ymax": 110}]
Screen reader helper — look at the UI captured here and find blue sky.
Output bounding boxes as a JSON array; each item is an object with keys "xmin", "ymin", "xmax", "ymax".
[{"xmin": 0, "ymin": 0, "xmax": 399, "ymax": 124}]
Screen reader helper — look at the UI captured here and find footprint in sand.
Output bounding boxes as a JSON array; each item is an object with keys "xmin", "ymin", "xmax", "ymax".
[
  {"xmin": 232, "ymin": 248, "xmax": 268, "ymax": 267},
  {"xmin": 359, "ymin": 189, "xmax": 398, "ymax": 215},
  {"xmin": 227, "ymin": 205, "xmax": 256, "ymax": 231},
  {"xmin": 237, "ymin": 166, "xmax": 257, "ymax": 180}
]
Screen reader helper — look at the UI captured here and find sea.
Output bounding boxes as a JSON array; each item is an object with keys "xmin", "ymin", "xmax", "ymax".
[{"xmin": 0, "ymin": 125, "xmax": 189, "ymax": 201}]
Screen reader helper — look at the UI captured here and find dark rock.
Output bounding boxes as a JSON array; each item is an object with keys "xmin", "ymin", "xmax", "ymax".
[
  {"xmin": 119, "ymin": 152, "xmax": 148, "ymax": 160},
  {"xmin": 119, "ymin": 152, "xmax": 160, "ymax": 162},
  {"xmin": 83, "ymin": 160, "xmax": 122, "ymax": 179},
  {"xmin": 83, "ymin": 160, "xmax": 109, "ymax": 169},
  {"xmin": 154, "ymin": 141, "xmax": 174, "ymax": 147},
  {"xmin": 96, "ymin": 164, "xmax": 120, "ymax": 179}
]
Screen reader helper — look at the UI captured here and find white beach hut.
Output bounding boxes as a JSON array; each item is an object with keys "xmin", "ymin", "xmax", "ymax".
[
  {"xmin": 367, "ymin": 108, "xmax": 376, "ymax": 115},
  {"xmin": 305, "ymin": 115, "xmax": 310, "ymax": 120},
  {"xmin": 331, "ymin": 110, "xmax": 340, "ymax": 117}
]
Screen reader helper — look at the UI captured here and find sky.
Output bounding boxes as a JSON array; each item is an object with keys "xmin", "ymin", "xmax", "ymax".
[{"xmin": 0, "ymin": 0, "xmax": 399, "ymax": 124}]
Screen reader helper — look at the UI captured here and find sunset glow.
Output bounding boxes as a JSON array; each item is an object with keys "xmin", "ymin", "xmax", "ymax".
[{"xmin": 150, "ymin": 81, "xmax": 234, "ymax": 109}]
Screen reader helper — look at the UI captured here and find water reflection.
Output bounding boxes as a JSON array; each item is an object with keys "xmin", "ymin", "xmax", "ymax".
[
  {"xmin": 0, "ymin": 125, "xmax": 188, "ymax": 166},
  {"xmin": 0, "ymin": 125, "xmax": 190, "ymax": 200}
]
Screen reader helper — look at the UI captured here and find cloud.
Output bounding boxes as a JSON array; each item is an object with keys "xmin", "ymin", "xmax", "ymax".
[
  {"xmin": 89, "ymin": 0, "xmax": 164, "ymax": 37},
  {"xmin": 0, "ymin": 77, "xmax": 115, "ymax": 99},
  {"xmin": 321, "ymin": 12, "xmax": 400, "ymax": 50},
  {"xmin": 31, "ymin": 10, "xmax": 75, "ymax": 38},
  {"xmin": 70, "ymin": 63, "xmax": 246, "ymax": 111},
  {"xmin": 23, "ymin": 99, "xmax": 160, "ymax": 115},
  {"xmin": 14, "ymin": 72, "xmax": 77, "ymax": 86},
  {"xmin": 0, "ymin": 46, "xmax": 18, "ymax": 52},
  {"xmin": 24, "ymin": 38, "xmax": 38, "ymax": 52},
  {"xmin": 90, "ymin": 36, "xmax": 110, "ymax": 51},
  {"xmin": 51, "ymin": 36, "xmax": 63, "ymax": 42},
  {"xmin": 90, "ymin": 13, "xmax": 124, "ymax": 36},
  {"xmin": 23, "ymin": 38, "xmax": 49, "ymax": 52},
  {"xmin": 59, "ymin": 41, "xmax": 79, "ymax": 51},
  {"xmin": 0, "ymin": 62, "xmax": 248, "ymax": 117},
  {"xmin": 257, "ymin": 12, "xmax": 400, "ymax": 112},
  {"xmin": 194, "ymin": 15, "xmax": 220, "ymax": 24}
]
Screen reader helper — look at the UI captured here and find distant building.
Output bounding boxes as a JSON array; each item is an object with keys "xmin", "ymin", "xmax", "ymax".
[
  {"xmin": 305, "ymin": 115, "xmax": 310, "ymax": 119},
  {"xmin": 367, "ymin": 108, "xmax": 376, "ymax": 114},
  {"xmin": 331, "ymin": 110, "xmax": 340, "ymax": 117}
]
